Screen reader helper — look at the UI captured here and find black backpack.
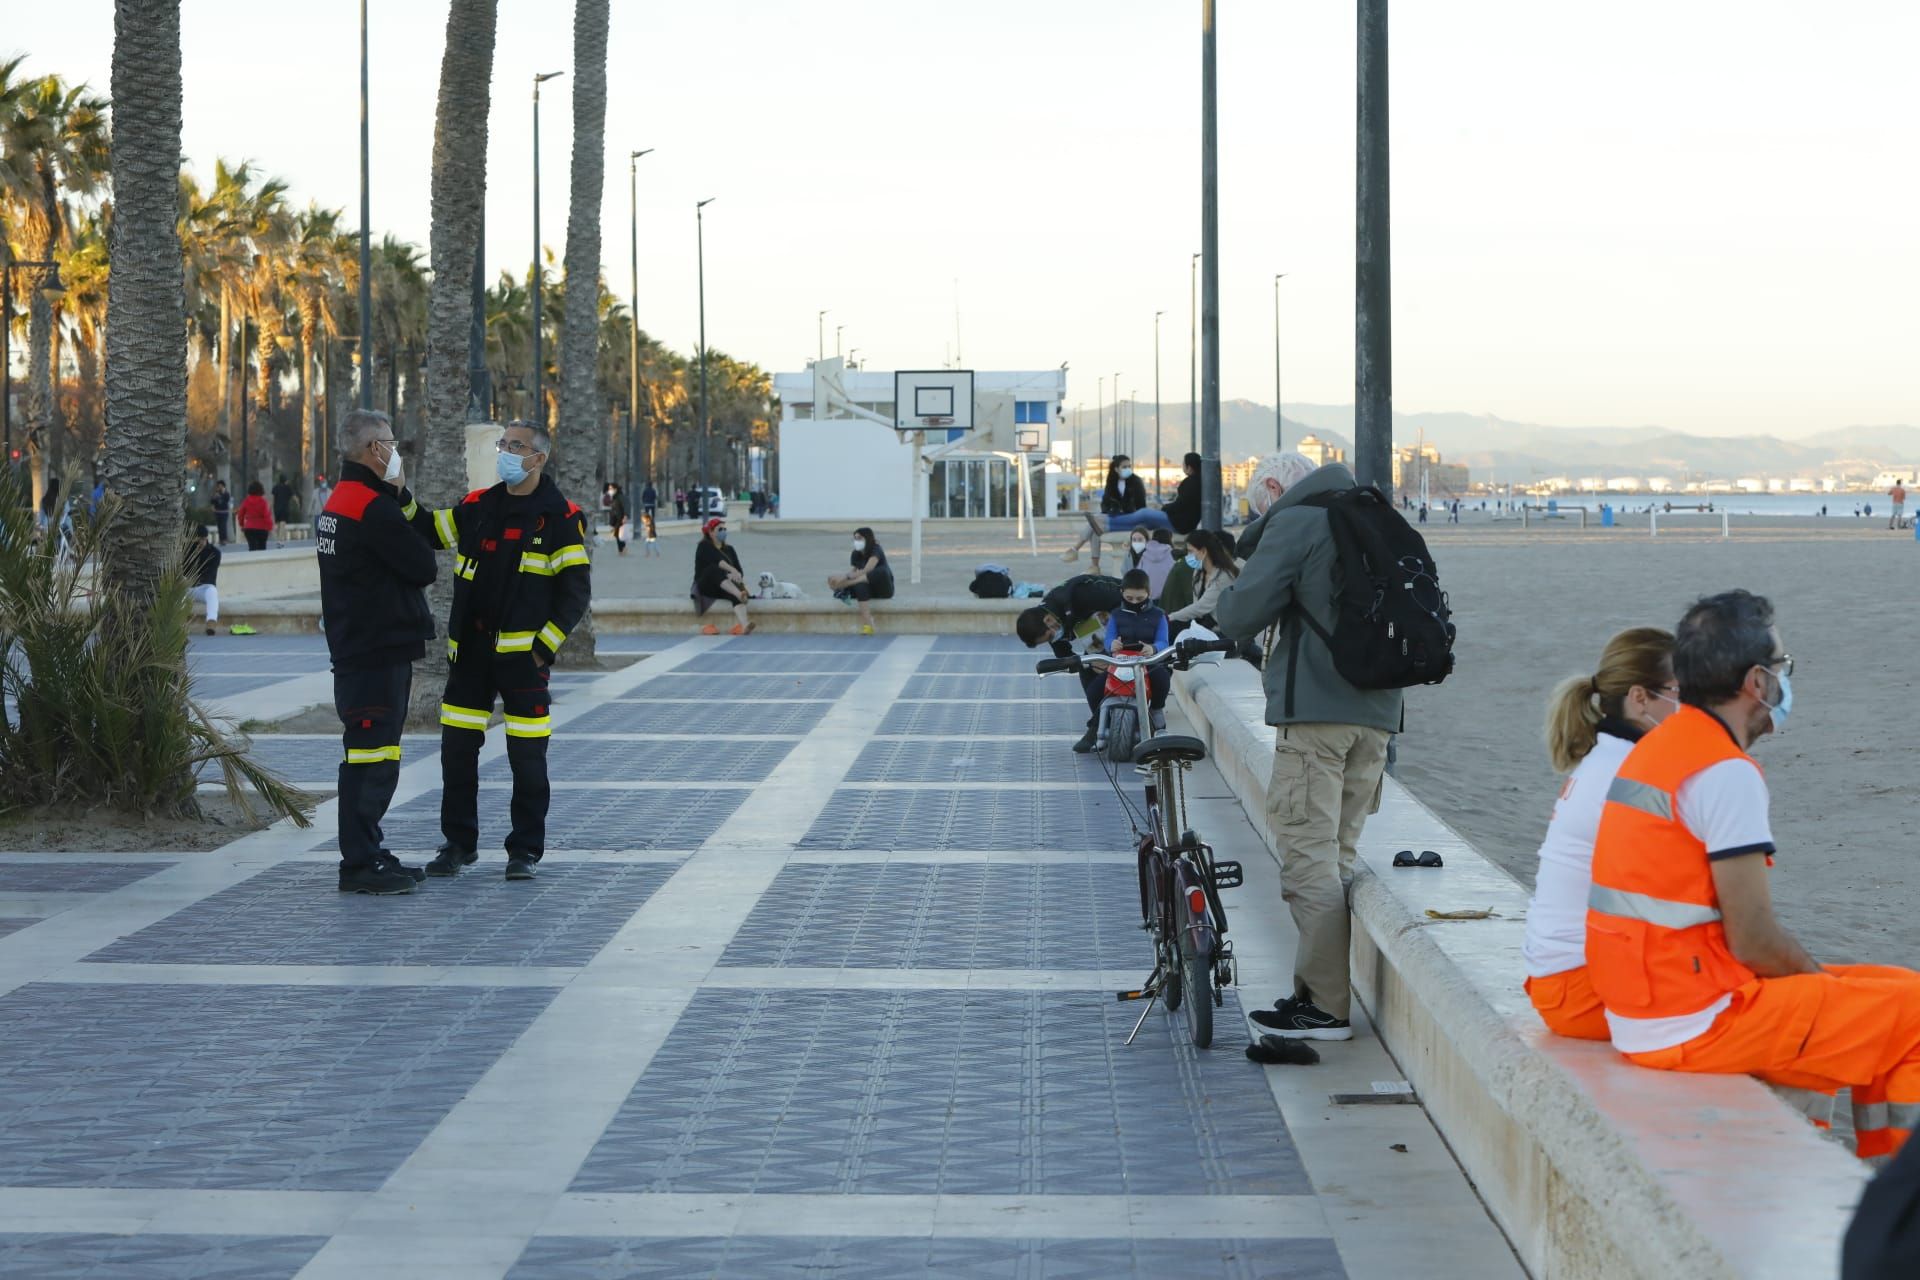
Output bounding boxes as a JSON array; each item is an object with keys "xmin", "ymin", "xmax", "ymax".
[
  {"xmin": 970, "ymin": 568, "xmax": 1013, "ymax": 599},
  {"xmin": 1292, "ymin": 485, "xmax": 1455, "ymax": 689}
]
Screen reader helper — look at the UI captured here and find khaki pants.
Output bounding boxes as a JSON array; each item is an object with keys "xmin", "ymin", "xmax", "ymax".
[{"xmin": 1264, "ymin": 722, "xmax": 1391, "ymax": 1020}]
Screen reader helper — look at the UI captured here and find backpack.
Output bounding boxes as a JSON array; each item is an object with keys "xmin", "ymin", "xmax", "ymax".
[
  {"xmin": 1292, "ymin": 485, "xmax": 1455, "ymax": 689},
  {"xmin": 970, "ymin": 568, "xmax": 1012, "ymax": 599}
]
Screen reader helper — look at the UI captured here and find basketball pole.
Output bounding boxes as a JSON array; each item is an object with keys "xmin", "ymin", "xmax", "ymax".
[{"xmin": 910, "ymin": 433, "xmax": 924, "ymax": 584}]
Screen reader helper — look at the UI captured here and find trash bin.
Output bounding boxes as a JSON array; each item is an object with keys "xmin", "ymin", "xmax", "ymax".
[{"xmin": 1600, "ymin": 504, "xmax": 1614, "ymax": 528}]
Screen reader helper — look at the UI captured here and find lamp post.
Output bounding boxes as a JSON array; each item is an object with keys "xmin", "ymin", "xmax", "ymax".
[
  {"xmin": 846, "ymin": 347, "xmax": 860, "ymax": 369},
  {"xmin": 629, "ymin": 148, "xmax": 653, "ymax": 486},
  {"xmin": 817, "ymin": 309, "xmax": 828, "ymax": 364},
  {"xmin": 530, "ymin": 69, "xmax": 564, "ymax": 427},
  {"xmin": 835, "ymin": 325, "xmax": 844, "ymax": 359},
  {"xmin": 1153, "ymin": 310, "xmax": 1164, "ymax": 499},
  {"xmin": 1199, "ymin": 0, "xmax": 1223, "ymax": 529},
  {"xmin": 237, "ymin": 313, "xmax": 251, "ymax": 485},
  {"xmin": 1, "ymin": 259, "xmax": 63, "ymax": 471},
  {"xmin": 358, "ymin": 0, "xmax": 373, "ymax": 409},
  {"xmin": 1096, "ymin": 375, "xmax": 1104, "ymax": 469},
  {"xmin": 1189, "ymin": 251, "xmax": 1198, "ymax": 453},
  {"xmin": 1113, "ymin": 372, "xmax": 1122, "ymax": 458},
  {"xmin": 696, "ymin": 197, "xmax": 716, "ymax": 519},
  {"xmin": 1355, "ymin": 0, "xmax": 1393, "ymax": 492},
  {"xmin": 1273, "ymin": 273, "xmax": 1286, "ymax": 449}
]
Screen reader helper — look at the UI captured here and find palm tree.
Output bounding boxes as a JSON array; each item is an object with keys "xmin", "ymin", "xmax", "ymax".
[
  {"xmin": 555, "ymin": 0, "xmax": 610, "ymax": 666},
  {"xmin": 414, "ymin": 0, "xmax": 501, "ymax": 723},
  {"xmin": 102, "ymin": 0, "xmax": 187, "ymax": 603},
  {"xmin": 0, "ymin": 70, "xmax": 110, "ymax": 509},
  {"xmin": 284, "ymin": 202, "xmax": 345, "ymax": 507},
  {"xmin": 207, "ymin": 160, "xmax": 284, "ymax": 484}
]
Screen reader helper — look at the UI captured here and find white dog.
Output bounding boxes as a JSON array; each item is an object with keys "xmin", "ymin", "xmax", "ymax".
[{"xmin": 755, "ymin": 572, "xmax": 805, "ymax": 600}]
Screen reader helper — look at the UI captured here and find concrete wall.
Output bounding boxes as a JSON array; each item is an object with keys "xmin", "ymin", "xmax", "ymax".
[
  {"xmin": 1175, "ymin": 659, "xmax": 1868, "ymax": 1280},
  {"xmin": 778, "ymin": 418, "xmax": 917, "ymax": 521}
]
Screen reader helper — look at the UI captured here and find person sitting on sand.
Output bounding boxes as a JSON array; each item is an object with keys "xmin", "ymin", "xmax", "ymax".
[
  {"xmin": 1589, "ymin": 590, "xmax": 1920, "ymax": 1158},
  {"xmin": 1522, "ymin": 627, "xmax": 1678, "ymax": 1039},
  {"xmin": 692, "ymin": 517, "xmax": 753, "ymax": 635}
]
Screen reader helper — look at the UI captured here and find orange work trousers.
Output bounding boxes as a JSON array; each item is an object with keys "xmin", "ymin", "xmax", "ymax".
[
  {"xmin": 1526, "ymin": 967, "xmax": 1610, "ymax": 1041},
  {"xmin": 1624, "ymin": 963, "xmax": 1920, "ymax": 1157}
]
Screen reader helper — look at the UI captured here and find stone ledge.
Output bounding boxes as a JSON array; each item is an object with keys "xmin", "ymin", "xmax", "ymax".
[
  {"xmin": 1174, "ymin": 659, "xmax": 1866, "ymax": 1280},
  {"xmin": 216, "ymin": 596, "xmax": 1029, "ymax": 636}
]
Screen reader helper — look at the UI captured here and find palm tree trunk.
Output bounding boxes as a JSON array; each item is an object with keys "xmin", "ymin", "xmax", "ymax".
[
  {"xmin": 553, "ymin": 0, "xmax": 610, "ymax": 668},
  {"xmin": 25, "ymin": 282, "xmax": 52, "ymax": 513},
  {"xmin": 411, "ymin": 0, "xmax": 501, "ymax": 726},
  {"xmin": 102, "ymin": 0, "xmax": 188, "ymax": 604},
  {"xmin": 298, "ymin": 306, "xmax": 317, "ymax": 512},
  {"xmin": 253, "ymin": 311, "xmax": 275, "ymax": 489},
  {"xmin": 217, "ymin": 285, "xmax": 232, "ymax": 491}
]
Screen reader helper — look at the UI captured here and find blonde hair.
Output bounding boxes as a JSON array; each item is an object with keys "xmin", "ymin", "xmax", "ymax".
[{"xmin": 1544, "ymin": 626, "xmax": 1674, "ymax": 773}]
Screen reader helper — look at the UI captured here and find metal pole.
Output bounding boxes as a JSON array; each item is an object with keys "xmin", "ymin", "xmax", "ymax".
[
  {"xmin": 239, "ymin": 314, "xmax": 250, "ymax": 484},
  {"xmin": 468, "ymin": 205, "xmax": 490, "ymax": 422},
  {"xmin": 1189, "ymin": 252, "xmax": 1198, "ymax": 453},
  {"xmin": 532, "ymin": 71, "xmax": 564, "ymax": 427},
  {"xmin": 1273, "ymin": 273, "xmax": 1286, "ymax": 449},
  {"xmin": 630, "ymin": 150, "xmax": 652, "ymax": 481},
  {"xmin": 1153, "ymin": 311, "xmax": 1163, "ymax": 499},
  {"xmin": 1114, "ymin": 373, "xmax": 1122, "ymax": 458},
  {"xmin": 1096, "ymin": 376, "xmax": 1104, "ymax": 468},
  {"xmin": 835, "ymin": 325, "xmax": 843, "ymax": 358},
  {"xmin": 697, "ymin": 198, "xmax": 714, "ymax": 520},
  {"xmin": 1200, "ymin": 0, "xmax": 1223, "ymax": 530},
  {"xmin": 1355, "ymin": 0, "xmax": 1392, "ymax": 493},
  {"xmin": 358, "ymin": 0, "xmax": 373, "ymax": 409},
  {"xmin": 817, "ymin": 310, "xmax": 827, "ymax": 364},
  {"xmin": 2, "ymin": 269, "xmax": 11, "ymax": 467}
]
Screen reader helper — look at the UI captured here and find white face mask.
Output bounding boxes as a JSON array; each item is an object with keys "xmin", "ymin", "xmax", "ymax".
[
  {"xmin": 1118, "ymin": 467, "xmax": 1133, "ymax": 481},
  {"xmin": 1130, "ymin": 538, "xmax": 1146, "ymax": 553},
  {"xmin": 852, "ymin": 538, "xmax": 866, "ymax": 552},
  {"xmin": 380, "ymin": 441, "xmax": 403, "ymax": 484}
]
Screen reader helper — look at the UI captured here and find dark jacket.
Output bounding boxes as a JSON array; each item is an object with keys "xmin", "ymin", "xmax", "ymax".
[
  {"xmin": 408, "ymin": 473, "xmax": 591, "ymax": 666},
  {"xmin": 694, "ymin": 537, "xmax": 742, "ymax": 597},
  {"xmin": 1102, "ymin": 473, "xmax": 1147, "ymax": 516},
  {"xmin": 1041, "ymin": 574, "xmax": 1123, "ymax": 656},
  {"xmin": 1213, "ymin": 462, "xmax": 1402, "ymax": 731},
  {"xmin": 187, "ymin": 540, "xmax": 221, "ymax": 587},
  {"xmin": 854, "ymin": 546, "xmax": 895, "ymax": 598},
  {"xmin": 1104, "ymin": 599, "xmax": 1169, "ymax": 651},
  {"xmin": 609, "ymin": 494, "xmax": 628, "ymax": 530},
  {"xmin": 1164, "ymin": 474, "xmax": 1201, "ymax": 535},
  {"xmin": 271, "ymin": 480, "xmax": 294, "ymax": 522},
  {"xmin": 317, "ymin": 460, "xmax": 438, "ymax": 671}
]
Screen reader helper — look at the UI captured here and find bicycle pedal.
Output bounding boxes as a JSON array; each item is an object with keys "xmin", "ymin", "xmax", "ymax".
[
  {"xmin": 1211, "ymin": 860, "xmax": 1244, "ymax": 890},
  {"xmin": 1115, "ymin": 989, "xmax": 1152, "ymax": 1002}
]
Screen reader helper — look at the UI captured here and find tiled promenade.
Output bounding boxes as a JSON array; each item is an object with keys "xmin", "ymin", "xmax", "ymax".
[{"xmin": 0, "ymin": 634, "xmax": 1521, "ymax": 1278}]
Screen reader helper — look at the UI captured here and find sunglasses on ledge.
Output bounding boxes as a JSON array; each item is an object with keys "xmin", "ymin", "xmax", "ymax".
[{"xmin": 1392, "ymin": 850, "xmax": 1444, "ymax": 869}]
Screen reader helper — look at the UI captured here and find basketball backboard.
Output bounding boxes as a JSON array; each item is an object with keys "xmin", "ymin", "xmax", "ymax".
[{"xmin": 893, "ymin": 370, "xmax": 975, "ymax": 433}]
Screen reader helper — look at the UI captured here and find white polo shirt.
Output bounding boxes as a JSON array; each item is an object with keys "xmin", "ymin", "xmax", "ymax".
[{"xmin": 1524, "ymin": 732, "xmax": 1635, "ymax": 980}]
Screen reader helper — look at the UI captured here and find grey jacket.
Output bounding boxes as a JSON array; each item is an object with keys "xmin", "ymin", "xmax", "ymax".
[{"xmin": 1212, "ymin": 463, "xmax": 1404, "ymax": 732}]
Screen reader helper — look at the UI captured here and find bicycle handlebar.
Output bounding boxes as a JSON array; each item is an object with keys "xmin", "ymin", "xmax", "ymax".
[{"xmin": 1033, "ymin": 637, "xmax": 1233, "ymax": 677}]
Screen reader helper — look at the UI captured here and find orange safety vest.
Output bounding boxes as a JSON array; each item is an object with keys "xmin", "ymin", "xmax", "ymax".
[{"xmin": 1587, "ymin": 705, "xmax": 1760, "ymax": 1020}]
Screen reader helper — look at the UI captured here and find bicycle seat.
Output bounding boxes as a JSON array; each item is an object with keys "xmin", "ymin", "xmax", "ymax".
[{"xmin": 1133, "ymin": 733, "xmax": 1207, "ymax": 764}]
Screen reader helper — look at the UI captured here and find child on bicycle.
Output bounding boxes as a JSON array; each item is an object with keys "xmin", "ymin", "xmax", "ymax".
[{"xmin": 1104, "ymin": 568, "xmax": 1171, "ymax": 734}]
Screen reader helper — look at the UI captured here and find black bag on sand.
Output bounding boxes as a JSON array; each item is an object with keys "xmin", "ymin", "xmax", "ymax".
[
  {"xmin": 970, "ymin": 569, "xmax": 1013, "ymax": 599},
  {"xmin": 1294, "ymin": 485, "xmax": 1455, "ymax": 689}
]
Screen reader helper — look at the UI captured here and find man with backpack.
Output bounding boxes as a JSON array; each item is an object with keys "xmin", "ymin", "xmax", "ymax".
[{"xmin": 1214, "ymin": 452, "xmax": 1454, "ymax": 1040}]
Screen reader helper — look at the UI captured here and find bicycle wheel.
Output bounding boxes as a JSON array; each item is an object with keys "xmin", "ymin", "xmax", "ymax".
[
  {"xmin": 1180, "ymin": 934, "xmax": 1214, "ymax": 1049},
  {"xmin": 1105, "ymin": 706, "xmax": 1138, "ymax": 766},
  {"xmin": 1160, "ymin": 930, "xmax": 1183, "ymax": 1011}
]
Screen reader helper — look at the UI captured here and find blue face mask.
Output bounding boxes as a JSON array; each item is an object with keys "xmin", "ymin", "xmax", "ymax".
[
  {"xmin": 496, "ymin": 450, "xmax": 528, "ymax": 485},
  {"xmin": 1764, "ymin": 668, "xmax": 1793, "ymax": 732},
  {"xmin": 1184, "ymin": 554, "xmax": 1202, "ymax": 570}
]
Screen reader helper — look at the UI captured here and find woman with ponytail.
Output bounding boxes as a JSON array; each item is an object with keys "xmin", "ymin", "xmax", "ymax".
[{"xmin": 1524, "ymin": 627, "xmax": 1679, "ymax": 1038}]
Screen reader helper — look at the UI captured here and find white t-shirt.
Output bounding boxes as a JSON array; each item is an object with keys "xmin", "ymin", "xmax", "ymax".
[
  {"xmin": 1524, "ymin": 732, "xmax": 1634, "ymax": 980},
  {"xmin": 1604, "ymin": 754, "xmax": 1776, "ymax": 1054}
]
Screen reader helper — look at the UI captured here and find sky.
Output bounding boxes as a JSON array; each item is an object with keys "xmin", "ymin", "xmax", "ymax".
[{"xmin": 10, "ymin": 0, "xmax": 1919, "ymax": 437}]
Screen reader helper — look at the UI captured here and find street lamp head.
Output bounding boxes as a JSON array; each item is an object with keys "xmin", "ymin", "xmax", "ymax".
[
  {"xmin": 631, "ymin": 148, "xmax": 654, "ymax": 160},
  {"xmin": 535, "ymin": 70, "xmax": 564, "ymax": 83}
]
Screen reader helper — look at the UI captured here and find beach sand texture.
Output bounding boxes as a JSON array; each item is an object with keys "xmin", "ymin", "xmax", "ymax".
[{"xmin": 1394, "ymin": 516, "xmax": 1918, "ymax": 968}]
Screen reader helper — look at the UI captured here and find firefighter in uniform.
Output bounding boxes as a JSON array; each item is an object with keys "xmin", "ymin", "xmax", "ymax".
[
  {"xmin": 408, "ymin": 420, "xmax": 591, "ymax": 880},
  {"xmin": 317, "ymin": 409, "xmax": 438, "ymax": 895}
]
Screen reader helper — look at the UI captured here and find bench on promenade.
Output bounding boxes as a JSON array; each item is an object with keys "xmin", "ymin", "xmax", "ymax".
[{"xmin": 1174, "ymin": 658, "xmax": 1867, "ymax": 1280}]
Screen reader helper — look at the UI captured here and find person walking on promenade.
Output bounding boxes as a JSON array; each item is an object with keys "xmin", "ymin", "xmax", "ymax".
[
  {"xmin": 211, "ymin": 479, "xmax": 232, "ymax": 544},
  {"xmin": 271, "ymin": 473, "xmax": 295, "ymax": 547},
  {"xmin": 312, "ymin": 475, "xmax": 333, "ymax": 535},
  {"xmin": 317, "ymin": 409, "xmax": 438, "ymax": 895},
  {"xmin": 408, "ymin": 420, "xmax": 591, "ymax": 883},
  {"xmin": 607, "ymin": 483, "xmax": 630, "ymax": 554},
  {"xmin": 186, "ymin": 525, "xmax": 222, "ymax": 637},
  {"xmin": 674, "ymin": 488, "xmax": 686, "ymax": 520},
  {"xmin": 1590, "ymin": 590, "xmax": 1920, "ymax": 1158},
  {"xmin": 829, "ymin": 526, "xmax": 894, "ymax": 635},
  {"xmin": 1062, "ymin": 455, "xmax": 1171, "ymax": 570},
  {"xmin": 1523, "ymin": 627, "xmax": 1677, "ymax": 1039},
  {"xmin": 1890, "ymin": 480, "xmax": 1907, "ymax": 530},
  {"xmin": 641, "ymin": 481, "xmax": 657, "ymax": 522},
  {"xmin": 641, "ymin": 510, "xmax": 660, "ymax": 557},
  {"xmin": 693, "ymin": 516, "xmax": 752, "ymax": 635},
  {"xmin": 1016, "ymin": 572, "xmax": 1124, "ymax": 753},
  {"xmin": 238, "ymin": 481, "xmax": 273, "ymax": 551},
  {"xmin": 1213, "ymin": 452, "xmax": 1399, "ymax": 1041}
]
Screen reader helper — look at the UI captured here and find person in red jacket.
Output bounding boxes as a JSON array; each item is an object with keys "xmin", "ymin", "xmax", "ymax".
[{"xmin": 237, "ymin": 481, "xmax": 274, "ymax": 551}]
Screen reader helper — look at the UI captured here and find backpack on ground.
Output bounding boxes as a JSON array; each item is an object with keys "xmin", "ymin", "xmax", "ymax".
[
  {"xmin": 1293, "ymin": 485, "xmax": 1455, "ymax": 689},
  {"xmin": 970, "ymin": 568, "xmax": 1013, "ymax": 599}
]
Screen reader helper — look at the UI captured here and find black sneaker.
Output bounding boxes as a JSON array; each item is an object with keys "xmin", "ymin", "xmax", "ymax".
[
  {"xmin": 338, "ymin": 862, "xmax": 416, "ymax": 895},
  {"xmin": 1249, "ymin": 997, "xmax": 1353, "ymax": 1041},
  {"xmin": 425, "ymin": 846, "xmax": 477, "ymax": 877},
  {"xmin": 375, "ymin": 853, "xmax": 427, "ymax": 884},
  {"xmin": 504, "ymin": 856, "xmax": 537, "ymax": 881},
  {"xmin": 1072, "ymin": 720, "xmax": 1097, "ymax": 754}
]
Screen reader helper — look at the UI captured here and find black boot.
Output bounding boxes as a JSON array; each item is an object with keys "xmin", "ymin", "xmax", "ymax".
[
  {"xmin": 338, "ymin": 861, "xmax": 416, "ymax": 895},
  {"xmin": 425, "ymin": 845, "xmax": 477, "ymax": 877},
  {"xmin": 504, "ymin": 856, "xmax": 537, "ymax": 881},
  {"xmin": 1072, "ymin": 717, "xmax": 1097, "ymax": 754}
]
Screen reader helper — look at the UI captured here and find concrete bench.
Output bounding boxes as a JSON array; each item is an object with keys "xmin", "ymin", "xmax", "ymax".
[
  {"xmin": 209, "ymin": 544, "xmax": 317, "ymax": 600},
  {"xmin": 1174, "ymin": 659, "xmax": 1867, "ymax": 1280}
]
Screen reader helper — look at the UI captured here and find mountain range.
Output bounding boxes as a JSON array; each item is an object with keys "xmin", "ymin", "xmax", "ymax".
[{"xmin": 1097, "ymin": 401, "xmax": 1920, "ymax": 484}]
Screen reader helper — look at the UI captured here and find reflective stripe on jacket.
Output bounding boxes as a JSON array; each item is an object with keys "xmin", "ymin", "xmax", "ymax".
[{"xmin": 1586, "ymin": 705, "xmax": 1760, "ymax": 1022}]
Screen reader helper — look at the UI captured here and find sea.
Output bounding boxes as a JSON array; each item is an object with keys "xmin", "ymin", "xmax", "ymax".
[{"xmin": 1507, "ymin": 493, "xmax": 1892, "ymax": 519}]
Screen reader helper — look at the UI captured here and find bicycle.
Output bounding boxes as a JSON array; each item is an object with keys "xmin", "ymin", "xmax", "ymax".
[{"xmin": 1036, "ymin": 637, "xmax": 1243, "ymax": 1048}]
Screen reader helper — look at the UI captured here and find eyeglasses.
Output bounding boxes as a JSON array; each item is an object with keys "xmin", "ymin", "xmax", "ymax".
[
  {"xmin": 1769, "ymin": 654, "xmax": 1794, "ymax": 677},
  {"xmin": 1392, "ymin": 850, "xmax": 1444, "ymax": 869},
  {"xmin": 495, "ymin": 440, "xmax": 538, "ymax": 455}
]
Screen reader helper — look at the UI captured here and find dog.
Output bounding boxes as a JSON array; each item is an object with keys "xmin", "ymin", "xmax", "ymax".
[{"xmin": 754, "ymin": 572, "xmax": 805, "ymax": 600}]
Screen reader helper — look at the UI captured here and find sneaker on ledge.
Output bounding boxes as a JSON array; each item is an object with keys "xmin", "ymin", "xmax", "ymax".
[
  {"xmin": 1249, "ymin": 998, "xmax": 1352, "ymax": 1040},
  {"xmin": 228, "ymin": 623, "xmax": 257, "ymax": 635}
]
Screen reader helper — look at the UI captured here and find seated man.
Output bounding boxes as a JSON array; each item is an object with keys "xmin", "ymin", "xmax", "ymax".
[
  {"xmin": 1016, "ymin": 572, "xmax": 1122, "ymax": 753},
  {"xmin": 1104, "ymin": 569, "xmax": 1171, "ymax": 733},
  {"xmin": 1589, "ymin": 589, "xmax": 1920, "ymax": 1158}
]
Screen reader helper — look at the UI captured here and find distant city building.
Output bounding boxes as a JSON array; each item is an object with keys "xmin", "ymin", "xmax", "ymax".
[
  {"xmin": 1392, "ymin": 443, "xmax": 1469, "ymax": 498},
  {"xmin": 1872, "ymin": 467, "xmax": 1920, "ymax": 489},
  {"xmin": 1296, "ymin": 433, "xmax": 1346, "ymax": 468}
]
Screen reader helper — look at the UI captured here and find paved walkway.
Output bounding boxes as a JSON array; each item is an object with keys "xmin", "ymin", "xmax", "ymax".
[{"xmin": 0, "ymin": 635, "xmax": 1522, "ymax": 1279}]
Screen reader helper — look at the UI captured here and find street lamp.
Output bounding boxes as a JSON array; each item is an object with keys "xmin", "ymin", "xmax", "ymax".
[
  {"xmin": 358, "ymin": 0, "xmax": 373, "ymax": 409},
  {"xmin": 1112, "ymin": 372, "xmax": 1122, "ymax": 457},
  {"xmin": 0, "ymin": 258, "xmax": 63, "ymax": 469},
  {"xmin": 1153, "ymin": 311, "xmax": 1164, "ymax": 498},
  {"xmin": 1190, "ymin": 251, "xmax": 1199, "ymax": 453},
  {"xmin": 817, "ymin": 309, "xmax": 828, "ymax": 364},
  {"xmin": 1096, "ymin": 375, "xmax": 1105, "ymax": 468},
  {"xmin": 696, "ymin": 197, "xmax": 716, "ymax": 518},
  {"xmin": 846, "ymin": 347, "xmax": 861, "ymax": 369},
  {"xmin": 629, "ymin": 148, "xmax": 654, "ymax": 489},
  {"xmin": 1273, "ymin": 273, "xmax": 1286, "ymax": 449},
  {"xmin": 835, "ymin": 324, "xmax": 844, "ymax": 359},
  {"xmin": 530, "ymin": 69, "xmax": 564, "ymax": 427}
]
